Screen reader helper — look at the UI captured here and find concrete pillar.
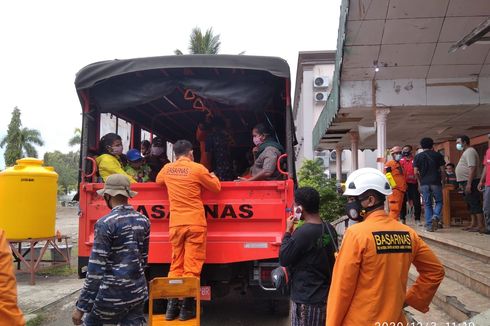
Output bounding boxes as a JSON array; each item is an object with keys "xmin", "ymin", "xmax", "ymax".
[
  {"xmin": 350, "ymin": 131, "xmax": 359, "ymax": 172},
  {"xmin": 302, "ymin": 68, "xmax": 314, "ymax": 160},
  {"xmin": 335, "ymin": 145, "xmax": 343, "ymax": 182},
  {"xmin": 375, "ymin": 108, "xmax": 390, "ymax": 171}
]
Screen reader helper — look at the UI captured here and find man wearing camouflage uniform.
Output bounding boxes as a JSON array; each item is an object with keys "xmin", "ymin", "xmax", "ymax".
[{"xmin": 72, "ymin": 174, "xmax": 150, "ymax": 326}]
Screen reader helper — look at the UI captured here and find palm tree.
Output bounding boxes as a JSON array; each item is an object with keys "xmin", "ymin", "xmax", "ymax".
[
  {"xmin": 175, "ymin": 27, "xmax": 221, "ymax": 55},
  {"xmin": 68, "ymin": 128, "xmax": 81, "ymax": 147},
  {"xmin": 19, "ymin": 127, "xmax": 44, "ymax": 157}
]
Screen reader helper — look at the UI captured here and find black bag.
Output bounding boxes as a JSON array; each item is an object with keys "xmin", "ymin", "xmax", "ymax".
[{"xmin": 271, "ymin": 266, "xmax": 290, "ymax": 293}]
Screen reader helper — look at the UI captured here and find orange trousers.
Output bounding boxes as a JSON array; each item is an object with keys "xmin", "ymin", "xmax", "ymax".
[
  {"xmin": 168, "ymin": 225, "xmax": 207, "ymax": 278},
  {"xmin": 388, "ymin": 189, "xmax": 405, "ymax": 220}
]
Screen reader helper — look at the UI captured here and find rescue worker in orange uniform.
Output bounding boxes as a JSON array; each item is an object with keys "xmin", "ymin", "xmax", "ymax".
[
  {"xmin": 326, "ymin": 168, "xmax": 445, "ymax": 326},
  {"xmin": 156, "ymin": 139, "xmax": 221, "ymax": 321},
  {"xmin": 385, "ymin": 146, "xmax": 407, "ymax": 220},
  {"xmin": 0, "ymin": 229, "xmax": 25, "ymax": 326}
]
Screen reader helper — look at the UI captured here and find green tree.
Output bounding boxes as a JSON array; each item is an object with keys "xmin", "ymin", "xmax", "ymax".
[
  {"xmin": 68, "ymin": 128, "xmax": 81, "ymax": 147},
  {"xmin": 297, "ymin": 159, "xmax": 346, "ymax": 221},
  {"xmin": 44, "ymin": 151, "xmax": 78, "ymax": 196},
  {"xmin": 175, "ymin": 27, "xmax": 221, "ymax": 55},
  {"xmin": 0, "ymin": 107, "xmax": 44, "ymax": 166}
]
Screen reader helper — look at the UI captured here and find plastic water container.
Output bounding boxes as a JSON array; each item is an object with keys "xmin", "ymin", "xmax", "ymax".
[{"xmin": 0, "ymin": 158, "xmax": 58, "ymax": 239}]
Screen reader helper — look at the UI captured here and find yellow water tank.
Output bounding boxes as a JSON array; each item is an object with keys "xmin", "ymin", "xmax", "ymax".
[{"xmin": 0, "ymin": 158, "xmax": 58, "ymax": 239}]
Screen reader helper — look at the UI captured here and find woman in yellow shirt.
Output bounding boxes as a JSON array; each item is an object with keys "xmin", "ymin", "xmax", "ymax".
[{"xmin": 95, "ymin": 133, "xmax": 136, "ymax": 183}]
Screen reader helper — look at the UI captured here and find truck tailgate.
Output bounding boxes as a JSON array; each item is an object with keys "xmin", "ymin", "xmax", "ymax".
[{"xmin": 79, "ymin": 180, "xmax": 293, "ymax": 264}]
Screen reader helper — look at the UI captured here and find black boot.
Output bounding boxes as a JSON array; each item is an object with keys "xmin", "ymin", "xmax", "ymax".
[
  {"xmin": 179, "ymin": 297, "xmax": 196, "ymax": 321},
  {"xmin": 165, "ymin": 298, "xmax": 180, "ymax": 321}
]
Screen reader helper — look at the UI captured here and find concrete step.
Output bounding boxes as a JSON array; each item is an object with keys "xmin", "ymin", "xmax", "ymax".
[
  {"xmin": 428, "ymin": 242, "xmax": 490, "ymax": 298},
  {"xmin": 404, "ymin": 304, "xmax": 456, "ymax": 325},
  {"xmin": 417, "ymin": 228, "xmax": 490, "ymax": 264},
  {"xmin": 408, "ymin": 267, "xmax": 490, "ymax": 322}
]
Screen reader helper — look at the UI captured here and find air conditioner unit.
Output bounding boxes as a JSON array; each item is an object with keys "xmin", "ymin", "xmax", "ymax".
[
  {"xmin": 314, "ymin": 156, "xmax": 329, "ymax": 167},
  {"xmin": 313, "ymin": 76, "xmax": 329, "ymax": 88},
  {"xmin": 330, "ymin": 151, "xmax": 345, "ymax": 161},
  {"xmin": 315, "ymin": 92, "xmax": 329, "ymax": 102}
]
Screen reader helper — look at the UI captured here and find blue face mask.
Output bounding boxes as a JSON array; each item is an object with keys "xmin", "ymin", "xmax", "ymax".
[{"xmin": 456, "ymin": 143, "xmax": 463, "ymax": 151}]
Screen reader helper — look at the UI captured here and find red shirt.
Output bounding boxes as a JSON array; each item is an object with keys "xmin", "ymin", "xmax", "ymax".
[
  {"xmin": 484, "ymin": 149, "xmax": 490, "ymax": 186},
  {"xmin": 400, "ymin": 157, "xmax": 417, "ymax": 184}
]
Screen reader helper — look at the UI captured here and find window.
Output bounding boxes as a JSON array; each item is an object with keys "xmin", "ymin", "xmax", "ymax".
[{"xmin": 99, "ymin": 113, "xmax": 132, "ymax": 152}]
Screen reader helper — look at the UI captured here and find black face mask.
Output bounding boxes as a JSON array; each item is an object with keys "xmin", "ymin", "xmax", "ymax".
[
  {"xmin": 345, "ymin": 199, "xmax": 364, "ymax": 221},
  {"xmin": 402, "ymin": 151, "xmax": 411, "ymax": 157},
  {"xmin": 345, "ymin": 196, "xmax": 385, "ymax": 221}
]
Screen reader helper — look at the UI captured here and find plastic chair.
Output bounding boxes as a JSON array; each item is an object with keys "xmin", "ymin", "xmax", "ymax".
[{"xmin": 149, "ymin": 277, "xmax": 201, "ymax": 326}]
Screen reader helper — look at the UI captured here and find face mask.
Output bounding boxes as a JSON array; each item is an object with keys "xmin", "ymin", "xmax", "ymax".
[
  {"xmin": 151, "ymin": 146, "xmax": 164, "ymax": 156},
  {"xmin": 253, "ymin": 136, "xmax": 263, "ymax": 146},
  {"xmin": 345, "ymin": 200, "xmax": 364, "ymax": 221},
  {"xmin": 402, "ymin": 151, "xmax": 411, "ymax": 157},
  {"xmin": 293, "ymin": 205, "xmax": 303, "ymax": 220},
  {"xmin": 110, "ymin": 145, "xmax": 123, "ymax": 156},
  {"xmin": 456, "ymin": 143, "xmax": 463, "ymax": 151},
  {"xmin": 394, "ymin": 154, "xmax": 402, "ymax": 162}
]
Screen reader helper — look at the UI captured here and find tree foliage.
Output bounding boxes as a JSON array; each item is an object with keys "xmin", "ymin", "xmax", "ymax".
[
  {"xmin": 0, "ymin": 107, "xmax": 44, "ymax": 166},
  {"xmin": 44, "ymin": 151, "xmax": 78, "ymax": 196},
  {"xmin": 175, "ymin": 27, "xmax": 221, "ymax": 55},
  {"xmin": 68, "ymin": 128, "xmax": 81, "ymax": 147},
  {"xmin": 297, "ymin": 159, "xmax": 346, "ymax": 221}
]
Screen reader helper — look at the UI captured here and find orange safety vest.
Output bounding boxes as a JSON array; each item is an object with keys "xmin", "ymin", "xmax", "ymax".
[{"xmin": 326, "ymin": 210, "xmax": 444, "ymax": 326}]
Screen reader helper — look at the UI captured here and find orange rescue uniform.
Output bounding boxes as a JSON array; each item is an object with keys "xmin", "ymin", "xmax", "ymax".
[
  {"xmin": 0, "ymin": 229, "xmax": 25, "ymax": 326},
  {"xmin": 385, "ymin": 160, "xmax": 407, "ymax": 220},
  {"xmin": 156, "ymin": 157, "xmax": 221, "ymax": 277},
  {"xmin": 326, "ymin": 210, "xmax": 444, "ymax": 326}
]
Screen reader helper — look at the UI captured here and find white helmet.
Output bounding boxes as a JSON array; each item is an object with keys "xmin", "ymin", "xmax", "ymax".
[{"xmin": 343, "ymin": 167, "xmax": 392, "ymax": 197}]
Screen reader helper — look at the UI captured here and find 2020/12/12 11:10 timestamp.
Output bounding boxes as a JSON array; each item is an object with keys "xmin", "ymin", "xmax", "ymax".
[{"xmin": 375, "ymin": 323, "xmax": 476, "ymax": 326}]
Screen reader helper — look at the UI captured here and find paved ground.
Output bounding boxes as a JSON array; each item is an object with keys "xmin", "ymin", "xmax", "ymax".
[
  {"xmin": 34, "ymin": 289, "xmax": 290, "ymax": 326},
  {"xmin": 15, "ymin": 207, "xmax": 82, "ymax": 319},
  {"xmin": 17, "ymin": 206, "xmax": 289, "ymax": 325}
]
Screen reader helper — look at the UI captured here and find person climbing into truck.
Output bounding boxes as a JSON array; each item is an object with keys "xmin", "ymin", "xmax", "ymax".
[
  {"xmin": 238, "ymin": 123, "xmax": 284, "ymax": 181},
  {"xmin": 96, "ymin": 133, "xmax": 136, "ymax": 183},
  {"xmin": 156, "ymin": 140, "xmax": 221, "ymax": 321}
]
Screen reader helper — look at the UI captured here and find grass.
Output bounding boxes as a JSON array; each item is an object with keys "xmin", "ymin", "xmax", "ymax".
[
  {"xmin": 38, "ymin": 264, "xmax": 77, "ymax": 277},
  {"xmin": 26, "ymin": 314, "xmax": 45, "ymax": 326}
]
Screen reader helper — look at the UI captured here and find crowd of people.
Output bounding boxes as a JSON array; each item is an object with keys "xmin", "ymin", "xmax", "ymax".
[
  {"xmin": 384, "ymin": 135, "xmax": 490, "ymax": 235},
  {"xmin": 95, "ymin": 120, "xmax": 286, "ymax": 186}
]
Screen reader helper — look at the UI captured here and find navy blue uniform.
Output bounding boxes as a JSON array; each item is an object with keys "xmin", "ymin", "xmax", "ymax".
[{"xmin": 76, "ymin": 205, "xmax": 150, "ymax": 326}]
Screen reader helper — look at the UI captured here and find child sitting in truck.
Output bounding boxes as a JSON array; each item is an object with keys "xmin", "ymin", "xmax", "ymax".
[{"xmin": 125, "ymin": 149, "xmax": 151, "ymax": 183}]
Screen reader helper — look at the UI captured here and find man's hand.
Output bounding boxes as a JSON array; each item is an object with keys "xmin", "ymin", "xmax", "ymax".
[
  {"xmin": 72, "ymin": 308, "xmax": 84, "ymax": 325},
  {"xmin": 465, "ymin": 182, "xmax": 472, "ymax": 194},
  {"xmin": 478, "ymin": 181, "xmax": 484, "ymax": 192},
  {"xmin": 236, "ymin": 176, "xmax": 249, "ymax": 182},
  {"xmin": 286, "ymin": 215, "xmax": 296, "ymax": 233}
]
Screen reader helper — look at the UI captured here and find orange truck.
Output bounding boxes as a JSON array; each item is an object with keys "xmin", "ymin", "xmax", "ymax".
[{"xmin": 74, "ymin": 55, "xmax": 296, "ymax": 306}]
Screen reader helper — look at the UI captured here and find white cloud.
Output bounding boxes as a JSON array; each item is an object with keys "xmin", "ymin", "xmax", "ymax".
[{"xmin": 0, "ymin": 0, "xmax": 340, "ymax": 169}]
